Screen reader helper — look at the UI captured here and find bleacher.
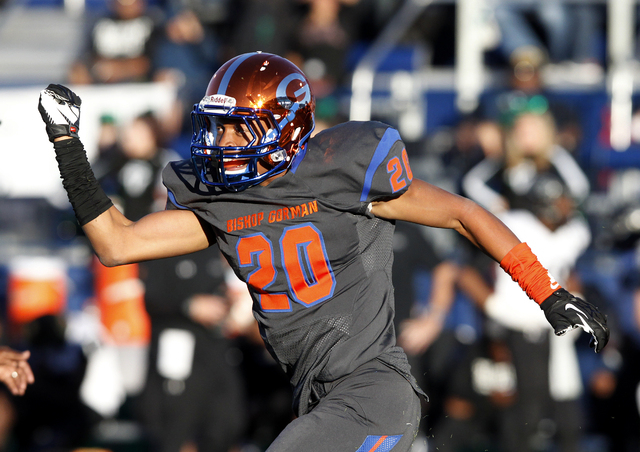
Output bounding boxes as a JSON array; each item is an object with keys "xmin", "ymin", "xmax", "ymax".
[{"xmin": 0, "ymin": 0, "xmax": 84, "ymax": 86}]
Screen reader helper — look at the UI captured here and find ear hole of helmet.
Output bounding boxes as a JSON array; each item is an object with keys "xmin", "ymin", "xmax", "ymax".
[{"xmin": 260, "ymin": 149, "xmax": 287, "ymax": 168}]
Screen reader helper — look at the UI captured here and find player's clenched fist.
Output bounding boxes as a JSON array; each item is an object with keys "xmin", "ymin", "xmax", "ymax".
[
  {"xmin": 541, "ymin": 288, "xmax": 610, "ymax": 353},
  {"xmin": 38, "ymin": 84, "xmax": 81, "ymax": 142}
]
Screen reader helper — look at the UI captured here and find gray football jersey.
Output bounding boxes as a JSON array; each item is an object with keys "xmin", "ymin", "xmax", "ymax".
[{"xmin": 163, "ymin": 121, "xmax": 422, "ymax": 414}]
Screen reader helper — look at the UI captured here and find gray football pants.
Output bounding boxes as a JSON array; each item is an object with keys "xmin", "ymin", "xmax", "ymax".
[{"xmin": 267, "ymin": 359, "xmax": 422, "ymax": 452}]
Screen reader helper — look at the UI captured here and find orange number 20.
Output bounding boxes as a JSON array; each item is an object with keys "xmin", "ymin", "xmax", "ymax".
[
  {"xmin": 387, "ymin": 148, "xmax": 413, "ymax": 193},
  {"xmin": 236, "ymin": 223, "xmax": 335, "ymax": 312}
]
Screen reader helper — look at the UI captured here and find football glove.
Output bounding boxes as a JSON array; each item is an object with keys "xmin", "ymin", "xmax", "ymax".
[
  {"xmin": 38, "ymin": 84, "xmax": 81, "ymax": 142},
  {"xmin": 541, "ymin": 288, "xmax": 609, "ymax": 353}
]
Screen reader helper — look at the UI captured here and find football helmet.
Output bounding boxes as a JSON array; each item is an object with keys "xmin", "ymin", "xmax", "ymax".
[
  {"xmin": 191, "ymin": 52, "xmax": 316, "ymax": 191},
  {"xmin": 524, "ymin": 171, "xmax": 573, "ymax": 229}
]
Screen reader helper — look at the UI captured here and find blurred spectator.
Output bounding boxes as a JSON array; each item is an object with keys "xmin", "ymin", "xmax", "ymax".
[
  {"xmin": 392, "ymin": 220, "xmax": 482, "ymax": 446},
  {"xmin": 75, "ymin": 112, "xmax": 174, "ymax": 433},
  {"xmin": 95, "ymin": 111, "xmax": 179, "ymax": 219},
  {"xmin": 393, "ymin": 222, "xmax": 456, "ymax": 345},
  {"xmin": 482, "ymin": 85, "xmax": 583, "ymax": 157},
  {"xmin": 137, "ymin": 249, "xmax": 247, "ymax": 452},
  {"xmin": 0, "ymin": 200, "xmax": 92, "ymax": 448},
  {"xmin": 429, "ymin": 327, "xmax": 518, "ymax": 452},
  {"xmin": 225, "ymin": 0, "xmax": 299, "ymax": 58},
  {"xmin": 277, "ymin": 0, "xmax": 365, "ymax": 124},
  {"xmin": 68, "ymin": 0, "xmax": 162, "ymax": 85},
  {"xmin": 93, "ymin": 111, "xmax": 247, "ymax": 451},
  {"xmin": 492, "ymin": 2, "xmax": 604, "ymax": 74},
  {"xmin": 603, "ymin": 285, "xmax": 640, "ymax": 451},
  {"xmin": 96, "ymin": 113, "xmax": 120, "ymax": 157},
  {"xmin": 417, "ymin": 102, "xmax": 596, "ymax": 450},
  {"xmin": 11, "ymin": 316, "xmax": 92, "ymax": 452},
  {"xmin": 582, "ymin": 180, "xmax": 640, "ymax": 451},
  {"xmin": 435, "ymin": 172, "xmax": 593, "ymax": 452},
  {"xmin": 403, "ymin": 2, "xmax": 456, "ymax": 67},
  {"xmin": 463, "ymin": 104, "xmax": 589, "ymax": 215},
  {"xmin": 480, "ymin": 19, "xmax": 588, "ymax": 159},
  {"xmin": 397, "ymin": 258, "xmax": 459, "ymax": 359},
  {"xmin": 288, "ymin": 0, "xmax": 360, "ymax": 100},
  {"xmin": 487, "ymin": 173, "xmax": 591, "ymax": 452},
  {"xmin": 458, "ymin": 104, "xmax": 591, "ymax": 364},
  {"xmin": 437, "ymin": 114, "xmax": 504, "ymax": 196},
  {"xmin": 151, "ymin": 0, "xmax": 230, "ymax": 145}
]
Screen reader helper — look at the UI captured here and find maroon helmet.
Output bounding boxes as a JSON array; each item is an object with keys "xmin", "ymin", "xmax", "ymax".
[{"xmin": 191, "ymin": 52, "xmax": 316, "ymax": 191}]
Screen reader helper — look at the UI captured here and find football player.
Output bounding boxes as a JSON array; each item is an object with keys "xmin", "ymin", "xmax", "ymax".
[{"xmin": 38, "ymin": 52, "xmax": 609, "ymax": 452}]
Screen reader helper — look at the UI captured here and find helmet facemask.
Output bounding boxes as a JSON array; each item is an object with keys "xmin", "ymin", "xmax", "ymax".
[{"xmin": 191, "ymin": 97, "xmax": 290, "ymax": 191}]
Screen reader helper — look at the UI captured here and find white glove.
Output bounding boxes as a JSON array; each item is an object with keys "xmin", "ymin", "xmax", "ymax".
[{"xmin": 38, "ymin": 84, "xmax": 81, "ymax": 142}]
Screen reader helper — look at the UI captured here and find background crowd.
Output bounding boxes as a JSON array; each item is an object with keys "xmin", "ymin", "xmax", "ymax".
[{"xmin": 1, "ymin": 0, "xmax": 640, "ymax": 451}]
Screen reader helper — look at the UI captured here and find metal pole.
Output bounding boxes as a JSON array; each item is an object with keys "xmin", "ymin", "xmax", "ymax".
[
  {"xmin": 349, "ymin": 0, "xmax": 433, "ymax": 121},
  {"xmin": 608, "ymin": 0, "xmax": 635, "ymax": 151},
  {"xmin": 456, "ymin": 0, "xmax": 486, "ymax": 113}
]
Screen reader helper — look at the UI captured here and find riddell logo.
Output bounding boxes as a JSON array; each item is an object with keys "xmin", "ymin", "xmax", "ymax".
[
  {"xmin": 201, "ymin": 95, "xmax": 236, "ymax": 108},
  {"xmin": 70, "ymin": 126, "xmax": 77, "ymax": 132}
]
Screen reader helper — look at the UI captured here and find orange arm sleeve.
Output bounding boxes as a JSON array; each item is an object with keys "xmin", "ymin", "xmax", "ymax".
[{"xmin": 500, "ymin": 242, "xmax": 561, "ymax": 304}]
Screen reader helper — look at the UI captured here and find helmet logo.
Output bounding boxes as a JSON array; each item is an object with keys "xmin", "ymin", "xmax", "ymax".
[
  {"xmin": 200, "ymin": 95, "xmax": 236, "ymax": 111},
  {"xmin": 276, "ymin": 73, "xmax": 311, "ymax": 109}
]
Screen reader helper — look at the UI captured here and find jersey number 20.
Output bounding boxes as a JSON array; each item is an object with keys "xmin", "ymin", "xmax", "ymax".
[
  {"xmin": 388, "ymin": 148, "xmax": 413, "ymax": 193},
  {"xmin": 236, "ymin": 223, "xmax": 336, "ymax": 312}
]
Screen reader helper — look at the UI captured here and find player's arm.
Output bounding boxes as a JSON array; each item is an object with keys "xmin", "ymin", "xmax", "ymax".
[
  {"xmin": 82, "ymin": 204, "xmax": 211, "ymax": 266},
  {"xmin": 39, "ymin": 84, "xmax": 212, "ymax": 266},
  {"xmin": 371, "ymin": 179, "xmax": 610, "ymax": 353},
  {"xmin": 371, "ymin": 179, "xmax": 520, "ymax": 260}
]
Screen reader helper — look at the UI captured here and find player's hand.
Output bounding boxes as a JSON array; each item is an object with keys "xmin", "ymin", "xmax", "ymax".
[
  {"xmin": 541, "ymin": 288, "xmax": 609, "ymax": 353},
  {"xmin": 0, "ymin": 348, "xmax": 34, "ymax": 396},
  {"xmin": 187, "ymin": 294, "xmax": 229, "ymax": 327},
  {"xmin": 38, "ymin": 83, "xmax": 81, "ymax": 142},
  {"xmin": 398, "ymin": 313, "xmax": 446, "ymax": 356}
]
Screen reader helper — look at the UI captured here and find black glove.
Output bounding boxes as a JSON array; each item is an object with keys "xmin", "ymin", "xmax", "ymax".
[
  {"xmin": 541, "ymin": 288, "xmax": 609, "ymax": 353},
  {"xmin": 38, "ymin": 84, "xmax": 81, "ymax": 142}
]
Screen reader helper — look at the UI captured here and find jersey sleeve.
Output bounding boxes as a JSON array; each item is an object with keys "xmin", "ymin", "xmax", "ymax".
[
  {"xmin": 161, "ymin": 159, "xmax": 216, "ymax": 212},
  {"xmin": 307, "ymin": 121, "xmax": 413, "ymax": 210}
]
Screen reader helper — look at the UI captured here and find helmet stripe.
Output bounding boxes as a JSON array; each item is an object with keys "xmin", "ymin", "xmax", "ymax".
[{"xmin": 218, "ymin": 53, "xmax": 255, "ymax": 95}]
